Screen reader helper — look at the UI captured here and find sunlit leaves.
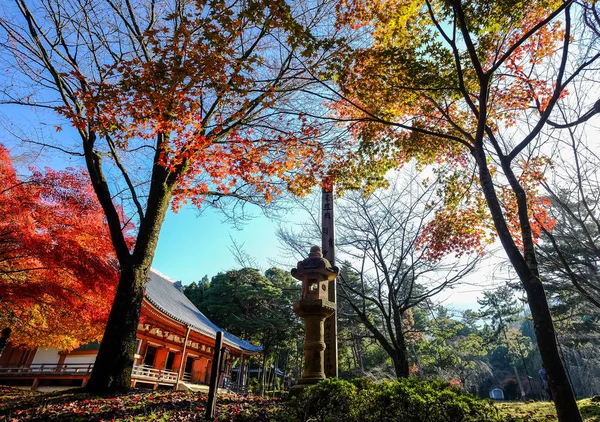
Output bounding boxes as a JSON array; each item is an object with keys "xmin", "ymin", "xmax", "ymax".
[
  {"xmin": 56, "ymin": 0, "xmax": 335, "ymax": 211},
  {"xmin": 330, "ymin": 0, "xmax": 570, "ymax": 259}
]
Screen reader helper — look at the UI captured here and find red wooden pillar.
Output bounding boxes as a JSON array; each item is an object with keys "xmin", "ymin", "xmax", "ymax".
[{"xmin": 154, "ymin": 348, "xmax": 169, "ymax": 369}]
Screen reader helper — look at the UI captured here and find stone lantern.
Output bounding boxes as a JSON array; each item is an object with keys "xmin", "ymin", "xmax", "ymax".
[{"xmin": 291, "ymin": 246, "xmax": 338, "ymax": 389}]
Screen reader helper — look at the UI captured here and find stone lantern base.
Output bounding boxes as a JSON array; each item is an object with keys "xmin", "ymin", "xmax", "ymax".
[{"xmin": 291, "ymin": 298, "xmax": 335, "ymax": 393}]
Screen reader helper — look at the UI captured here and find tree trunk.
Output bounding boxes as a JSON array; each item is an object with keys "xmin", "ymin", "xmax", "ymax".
[
  {"xmin": 258, "ymin": 351, "xmax": 267, "ymax": 396},
  {"xmin": 392, "ymin": 348, "xmax": 410, "ymax": 378},
  {"xmin": 524, "ymin": 280, "xmax": 580, "ymax": 419},
  {"xmin": 85, "ymin": 265, "xmax": 147, "ymax": 393},
  {"xmin": 473, "ymin": 148, "xmax": 581, "ymax": 422},
  {"xmin": 84, "ymin": 147, "xmax": 176, "ymax": 394}
]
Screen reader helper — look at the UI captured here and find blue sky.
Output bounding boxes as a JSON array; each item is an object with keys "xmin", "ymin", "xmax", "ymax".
[
  {"xmin": 152, "ymin": 206, "xmax": 285, "ymax": 284},
  {"xmin": 0, "ymin": 105, "xmax": 289, "ymax": 285}
]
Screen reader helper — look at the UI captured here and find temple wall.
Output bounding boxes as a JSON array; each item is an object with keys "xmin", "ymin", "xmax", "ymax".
[
  {"xmin": 31, "ymin": 348, "xmax": 60, "ymax": 365},
  {"xmin": 63, "ymin": 354, "xmax": 96, "ymax": 365}
]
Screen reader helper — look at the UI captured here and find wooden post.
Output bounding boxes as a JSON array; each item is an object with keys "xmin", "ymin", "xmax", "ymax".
[
  {"xmin": 206, "ymin": 331, "xmax": 224, "ymax": 420},
  {"xmin": 237, "ymin": 352, "xmax": 245, "ymax": 390},
  {"xmin": 322, "ymin": 177, "xmax": 338, "ymax": 378},
  {"xmin": 175, "ymin": 326, "xmax": 191, "ymax": 390}
]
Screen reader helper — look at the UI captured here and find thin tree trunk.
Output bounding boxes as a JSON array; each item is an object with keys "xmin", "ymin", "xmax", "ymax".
[
  {"xmin": 502, "ymin": 325, "xmax": 525, "ymax": 399},
  {"xmin": 258, "ymin": 351, "xmax": 267, "ymax": 396},
  {"xmin": 515, "ymin": 335, "xmax": 535, "ymax": 394},
  {"xmin": 357, "ymin": 340, "xmax": 364, "ymax": 375},
  {"xmin": 512, "ymin": 365, "xmax": 526, "ymax": 399},
  {"xmin": 474, "ymin": 148, "xmax": 581, "ymax": 422},
  {"xmin": 410, "ymin": 343, "xmax": 424, "ymax": 377}
]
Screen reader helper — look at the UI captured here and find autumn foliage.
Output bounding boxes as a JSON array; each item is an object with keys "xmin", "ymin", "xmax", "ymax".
[
  {"xmin": 0, "ymin": 144, "xmax": 121, "ymax": 350},
  {"xmin": 54, "ymin": 1, "xmax": 335, "ymax": 209},
  {"xmin": 329, "ymin": 0, "xmax": 565, "ymax": 259},
  {"xmin": 0, "ymin": 0, "xmax": 348, "ymax": 393},
  {"xmin": 328, "ymin": 2, "xmax": 594, "ymax": 420}
]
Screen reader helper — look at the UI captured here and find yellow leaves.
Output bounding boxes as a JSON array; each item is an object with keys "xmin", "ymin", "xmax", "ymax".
[{"xmin": 372, "ymin": 0, "xmax": 425, "ymax": 47}]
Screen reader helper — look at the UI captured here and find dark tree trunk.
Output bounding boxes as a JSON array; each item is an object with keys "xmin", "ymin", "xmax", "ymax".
[
  {"xmin": 86, "ymin": 265, "xmax": 147, "ymax": 394},
  {"xmin": 473, "ymin": 147, "xmax": 581, "ymax": 422},
  {"xmin": 524, "ymin": 280, "xmax": 580, "ymax": 419},
  {"xmin": 84, "ymin": 143, "xmax": 176, "ymax": 394},
  {"xmin": 392, "ymin": 348, "xmax": 410, "ymax": 378},
  {"xmin": 392, "ymin": 328, "xmax": 410, "ymax": 378}
]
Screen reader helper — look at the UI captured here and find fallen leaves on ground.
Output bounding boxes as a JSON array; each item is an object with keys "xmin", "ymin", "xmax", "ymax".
[{"xmin": 0, "ymin": 387, "xmax": 281, "ymax": 421}]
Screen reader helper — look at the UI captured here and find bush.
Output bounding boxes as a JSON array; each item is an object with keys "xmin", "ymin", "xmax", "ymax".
[
  {"xmin": 279, "ymin": 378, "xmax": 360, "ymax": 422},
  {"xmin": 277, "ymin": 378, "xmax": 502, "ymax": 422}
]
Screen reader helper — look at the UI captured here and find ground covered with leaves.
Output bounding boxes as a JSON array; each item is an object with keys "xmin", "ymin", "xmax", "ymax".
[
  {"xmin": 0, "ymin": 387, "xmax": 280, "ymax": 421},
  {"xmin": 1, "ymin": 385, "xmax": 599, "ymax": 422}
]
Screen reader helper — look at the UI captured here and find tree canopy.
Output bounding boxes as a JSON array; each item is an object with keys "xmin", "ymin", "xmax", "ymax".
[
  {"xmin": 0, "ymin": 144, "xmax": 120, "ymax": 349},
  {"xmin": 0, "ymin": 0, "xmax": 343, "ymax": 392}
]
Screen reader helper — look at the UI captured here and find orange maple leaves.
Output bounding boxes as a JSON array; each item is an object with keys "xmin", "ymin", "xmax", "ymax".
[
  {"xmin": 57, "ymin": 1, "xmax": 332, "ymax": 211},
  {"xmin": 418, "ymin": 158, "xmax": 556, "ymax": 261},
  {"xmin": 330, "ymin": 0, "xmax": 567, "ymax": 261}
]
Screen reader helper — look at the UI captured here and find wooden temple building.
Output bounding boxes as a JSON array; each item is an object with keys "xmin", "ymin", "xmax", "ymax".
[{"xmin": 0, "ymin": 269, "xmax": 261, "ymax": 391}]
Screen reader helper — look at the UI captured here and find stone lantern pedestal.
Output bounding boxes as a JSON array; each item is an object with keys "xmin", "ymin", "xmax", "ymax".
[{"xmin": 291, "ymin": 246, "xmax": 338, "ymax": 391}]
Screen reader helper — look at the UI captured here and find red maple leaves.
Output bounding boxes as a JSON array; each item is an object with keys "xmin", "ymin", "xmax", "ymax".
[{"xmin": 0, "ymin": 144, "xmax": 122, "ymax": 349}]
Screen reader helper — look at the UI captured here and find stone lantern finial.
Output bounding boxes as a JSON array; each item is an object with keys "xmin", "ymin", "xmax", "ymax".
[{"xmin": 308, "ymin": 246, "xmax": 322, "ymax": 258}]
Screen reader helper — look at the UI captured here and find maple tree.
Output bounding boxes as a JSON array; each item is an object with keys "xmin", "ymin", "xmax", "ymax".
[
  {"xmin": 0, "ymin": 143, "xmax": 120, "ymax": 350},
  {"xmin": 327, "ymin": 1, "xmax": 600, "ymax": 420},
  {"xmin": 0, "ymin": 0, "xmax": 341, "ymax": 393}
]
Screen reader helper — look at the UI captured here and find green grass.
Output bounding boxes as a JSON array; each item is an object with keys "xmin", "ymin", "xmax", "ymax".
[{"xmin": 497, "ymin": 398, "xmax": 600, "ymax": 421}]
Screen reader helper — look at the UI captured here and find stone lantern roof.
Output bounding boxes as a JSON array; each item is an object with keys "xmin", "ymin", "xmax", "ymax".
[{"xmin": 291, "ymin": 246, "xmax": 338, "ymax": 281}]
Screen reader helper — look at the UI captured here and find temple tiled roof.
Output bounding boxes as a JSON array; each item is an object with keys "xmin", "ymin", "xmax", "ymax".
[{"xmin": 145, "ymin": 269, "xmax": 262, "ymax": 354}]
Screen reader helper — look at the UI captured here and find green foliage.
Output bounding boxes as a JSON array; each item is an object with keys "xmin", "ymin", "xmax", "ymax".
[
  {"xmin": 184, "ymin": 267, "xmax": 300, "ymax": 351},
  {"xmin": 416, "ymin": 307, "xmax": 487, "ymax": 383},
  {"xmin": 2, "ymin": 385, "xmax": 599, "ymax": 422},
  {"xmin": 537, "ymin": 195, "xmax": 600, "ymax": 341},
  {"xmin": 182, "ymin": 275, "xmax": 210, "ymax": 308},
  {"xmin": 478, "ymin": 287, "xmax": 521, "ymax": 339},
  {"xmin": 278, "ymin": 378, "xmax": 502, "ymax": 422},
  {"xmin": 284, "ymin": 379, "xmax": 360, "ymax": 422}
]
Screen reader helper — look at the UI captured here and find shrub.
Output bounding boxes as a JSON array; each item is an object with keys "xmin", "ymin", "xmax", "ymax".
[
  {"xmin": 277, "ymin": 378, "xmax": 361, "ymax": 422},
  {"xmin": 277, "ymin": 378, "xmax": 502, "ymax": 422}
]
